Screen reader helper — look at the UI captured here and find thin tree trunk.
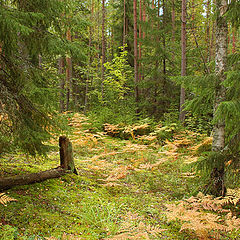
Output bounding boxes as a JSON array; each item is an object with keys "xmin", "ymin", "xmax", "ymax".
[
  {"xmin": 142, "ymin": 0, "xmax": 146, "ymax": 39},
  {"xmin": 172, "ymin": 0, "xmax": 175, "ymax": 42},
  {"xmin": 123, "ymin": 0, "xmax": 126, "ymax": 49},
  {"xmin": 179, "ymin": 0, "xmax": 187, "ymax": 122},
  {"xmin": 206, "ymin": 0, "xmax": 211, "ymax": 61},
  {"xmin": 85, "ymin": 0, "xmax": 94, "ymax": 114},
  {"xmin": 232, "ymin": 26, "xmax": 236, "ymax": 53},
  {"xmin": 66, "ymin": 29, "xmax": 72, "ymax": 111},
  {"xmin": 162, "ymin": 0, "xmax": 166, "ymax": 94},
  {"xmin": 133, "ymin": 0, "xmax": 139, "ymax": 113},
  {"xmin": 139, "ymin": 0, "xmax": 142, "ymax": 83},
  {"xmin": 59, "ymin": 57, "xmax": 65, "ymax": 112},
  {"xmin": 211, "ymin": 0, "xmax": 228, "ymax": 197},
  {"xmin": 101, "ymin": 0, "xmax": 106, "ymax": 100}
]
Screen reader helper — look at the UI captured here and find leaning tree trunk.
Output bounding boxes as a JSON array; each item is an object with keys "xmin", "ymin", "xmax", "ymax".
[
  {"xmin": 0, "ymin": 136, "xmax": 77, "ymax": 191},
  {"xmin": 211, "ymin": 0, "xmax": 228, "ymax": 197}
]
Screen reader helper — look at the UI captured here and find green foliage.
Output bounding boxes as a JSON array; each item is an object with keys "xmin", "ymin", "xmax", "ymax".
[
  {"xmin": 227, "ymin": 0, "xmax": 240, "ymax": 27},
  {"xmin": 103, "ymin": 48, "xmax": 133, "ymax": 103},
  {"xmin": 154, "ymin": 123, "xmax": 178, "ymax": 143},
  {"xmin": 184, "ymin": 112, "xmax": 212, "ymax": 134},
  {"xmin": 0, "ymin": 225, "xmax": 17, "ymax": 240},
  {"xmin": 0, "ymin": 0, "xmax": 71, "ymax": 155}
]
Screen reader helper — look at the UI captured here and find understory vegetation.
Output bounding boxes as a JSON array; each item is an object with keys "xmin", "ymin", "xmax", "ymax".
[{"xmin": 1, "ymin": 113, "xmax": 240, "ymax": 239}]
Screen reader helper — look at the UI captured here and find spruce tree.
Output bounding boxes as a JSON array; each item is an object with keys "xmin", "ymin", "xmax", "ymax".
[{"xmin": 0, "ymin": 0, "xmax": 65, "ymax": 155}]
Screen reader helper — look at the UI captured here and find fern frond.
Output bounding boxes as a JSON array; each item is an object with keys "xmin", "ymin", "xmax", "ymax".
[{"xmin": 0, "ymin": 193, "xmax": 17, "ymax": 206}]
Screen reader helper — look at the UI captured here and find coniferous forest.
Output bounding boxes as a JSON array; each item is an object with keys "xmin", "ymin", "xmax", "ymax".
[{"xmin": 0, "ymin": 0, "xmax": 240, "ymax": 239}]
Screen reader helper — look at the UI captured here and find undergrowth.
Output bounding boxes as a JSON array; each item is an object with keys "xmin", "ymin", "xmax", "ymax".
[{"xmin": 0, "ymin": 113, "xmax": 240, "ymax": 239}]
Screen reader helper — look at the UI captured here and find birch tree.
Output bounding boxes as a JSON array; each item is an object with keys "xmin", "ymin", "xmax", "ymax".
[{"xmin": 211, "ymin": 0, "xmax": 228, "ymax": 196}]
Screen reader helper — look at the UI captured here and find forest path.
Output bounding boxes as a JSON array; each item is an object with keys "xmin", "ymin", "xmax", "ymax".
[
  {"xmin": 0, "ymin": 113, "xmax": 214, "ymax": 240},
  {"xmin": 65, "ymin": 113, "xmax": 201, "ymax": 239}
]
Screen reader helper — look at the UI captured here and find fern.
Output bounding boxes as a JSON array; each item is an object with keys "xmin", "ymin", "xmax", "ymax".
[{"xmin": 0, "ymin": 193, "xmax": 17, "ymax": 206}]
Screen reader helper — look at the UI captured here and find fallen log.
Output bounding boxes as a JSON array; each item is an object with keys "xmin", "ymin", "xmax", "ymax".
[
  {"xmin": 0, "ymin": 168, "xmax": 68, "ymax": 191},
  {"xmin": 0, "ymin": 136, "xmax": 78, "ymax": 191}
]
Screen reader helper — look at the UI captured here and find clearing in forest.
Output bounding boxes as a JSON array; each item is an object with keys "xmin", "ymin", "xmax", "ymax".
[{"xmin": 0, "ymin": 113, "xmax": 240, "ymax": 239}]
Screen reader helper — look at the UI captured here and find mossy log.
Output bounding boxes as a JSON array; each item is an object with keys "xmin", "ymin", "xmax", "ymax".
[
  {"xmin": 0, "ymin": 136, "xmax": 77, "ymax": 191},
  {"xmin": 103, "ymin": 123, "xmax": 151, "ymax": 139}
]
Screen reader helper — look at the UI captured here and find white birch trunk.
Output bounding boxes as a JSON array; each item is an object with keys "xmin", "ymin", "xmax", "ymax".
[{"xmin": 212, "ymin": 0, "xmax": 228, "ymax": 152}]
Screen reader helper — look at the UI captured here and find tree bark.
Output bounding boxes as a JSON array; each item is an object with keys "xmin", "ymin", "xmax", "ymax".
[
  {"xmin": 211, "ymin": 0, "xmax": 228, "ymax": 197},
  {"xmin": 172, "ymin": 0, "xmax": 175, "ymax": 42},
  {"xmin": 85, "ymin": 0, "xmax": 94, "ymax": 114},
  {"xmin": 123, "ymin": 0, "xmax": 126, "ymax": 49},
  {"xmin": 0, "ymin": 136, "xmax": 77, "ymax": 191},
  {"xmin": 142, "ymin": 0, "xmax": 146, "ymax": 39},
  {"xmin": 59, "ymin": 136, "xmax": 77, "ymax": 174},
  {"xmin": 0, "ymin": 168, "xmax": 68, "ymax": 191},
  {"xmin": 179, "ymin": 0, "xmax": 187, "ymax": 122},
  {"xmin": 212, "ymin": 0, "xmax": 228, "ymax": 152},
  {"xmin": 101, "ymin": 0, "xmax": 106, "ymax": 100},
  {"xmin": 206, "ymin": 0, "xmax": 211, "ymax": 62},
  {"xmin": 66, "ymin": 29, "xmax": 72, "ymax": 111},
  {"xmin": 139, "ymin": 0, "xmax": 142, "ymax": 83},
  {"xmin": 59, "ymin": 57, "xmax": 65, "ymax": 112},
  {"xmin": 133, "ymin": 0, "xmax": 139, "ymax": 113},
  {"xmin": 232, "ymin": 26, "xmax": 236, "ymax": 53}
]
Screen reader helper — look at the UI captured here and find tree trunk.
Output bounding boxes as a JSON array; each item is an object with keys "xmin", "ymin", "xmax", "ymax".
[
  {"xmin": 172, "ymin": 0, "xmax": 175, "ymax": 42},
  {"xmin": 179, "ymin": 0, "xmax": 187, "ymax": 122},
  {"xmin": 85, "ymin": 0, "xmax": 94, "ymax": 114},
  {"xmin": 211, "ymin": 0, "xmax": 228, "ymax": 197},
  {"xmin": 162, "ymin": 0, "xmax": 166, "ymax": 95},
  {"xmin": 206, "ymin": 0, "xmax": 211, "ymax": 62},
  {"xmin": 139, "ymin": 0, "xmax": 142, "ymax": 83},
  {"xmin": 59, "ymin": 136, "xmax": 77, "ymax": 174},
  {"xmin": 59, "ymin": 57, "xmax": 65, "ymax": 112},
  {"xmin": 0, "ymin": 168, "xmax": 68, "ymax": 191},
  {"xmin": 0, "ymin": 136, "xmax": 77, "ymax": 191},
  {"xmin": 66, "ymin": 29, "xmax": 72, "ymax": 111},
  {"xmin": 101, "ymin": 0, "xmax": 106, "ymax": 100},
  {"xmin": 133, "ymin": 0, "xmax": 139, "ymax": 113},
  {"xmin": 123, "ymin": 0, "xmax": 126, "ymax": 49},
  {"xmin": 142, "ymin": 0, "xmax": 146, "ymax": 39},
  {"xmin": 232, "ymin": 26, "xmax": 236, "ymax": 53}
]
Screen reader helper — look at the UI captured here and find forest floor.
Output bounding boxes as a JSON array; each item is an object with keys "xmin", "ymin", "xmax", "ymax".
[{"xmin": 1, "ymin": 113, "xmax": 240, "ymax": 240}]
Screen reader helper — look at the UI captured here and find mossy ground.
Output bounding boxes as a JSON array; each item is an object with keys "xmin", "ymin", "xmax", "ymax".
[{"xmin": 0, "ymin": 114, "xmax": 239, "ymax": 239}]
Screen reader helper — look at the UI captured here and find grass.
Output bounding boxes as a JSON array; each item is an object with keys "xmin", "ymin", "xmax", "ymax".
[{"xmin": 0, "ymin": 113, "xmax": 240, "ymax": 239}]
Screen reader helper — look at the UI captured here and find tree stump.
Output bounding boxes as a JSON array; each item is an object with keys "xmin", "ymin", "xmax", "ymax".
[
  {"xmin": 59, "ymin": 136, "xmax": 78, "ymax": 175},
  {"xmin": 0, "ymin": 136, "xmax": 78, "ymax": 191}
]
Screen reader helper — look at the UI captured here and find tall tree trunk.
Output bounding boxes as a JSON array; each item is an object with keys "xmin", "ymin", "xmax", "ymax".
[
  {"xmin": 179, "ymin": 0, "xmax": 187, "ymax": 122},
  {"xmin": 211, "ymin": 0, "xmax": 228, "ymax": 197},
  {"xmin": 85, "ymin": 0, "xmax": 94, "ymax": 114},
  {"xmin": 162, "ymin": 0, "xmax": 166, "ymax": 94},
  {"xmin": 142, "ymin": 0, "xmax": 146, "ymax": 39},
  {"xmin": 133, "ymin": 0, "xmax": 139, "ymax": 113},
  {"xmin": 139, "ymin": 0, "xmax": 142, "ymax": 83},
  {"xmin": 59, "ymin": 57, "xmax": 65, "ymax": 112},
  {"xmin": 206, "ymin": 0, "xmax": 211, "ymax": 62},
  {"xmin": 66, "ymin": 29, "xmax": 72, "ymax": 111},
  {"xmin": 172, "ymin": 0, "xmax": 175, "ymax": 42},
  {"xmin": 123, "ymin": 0, "xmax": 126, "ymax": 49},
  {"xmin": 101, "ymin": 0, "xmax": 106, "ymax": 100}
]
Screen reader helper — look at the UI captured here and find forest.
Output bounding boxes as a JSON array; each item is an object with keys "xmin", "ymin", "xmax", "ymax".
[{"xmin": 0, "ymin": 0, "xmax": 240, "ymax": 239}]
